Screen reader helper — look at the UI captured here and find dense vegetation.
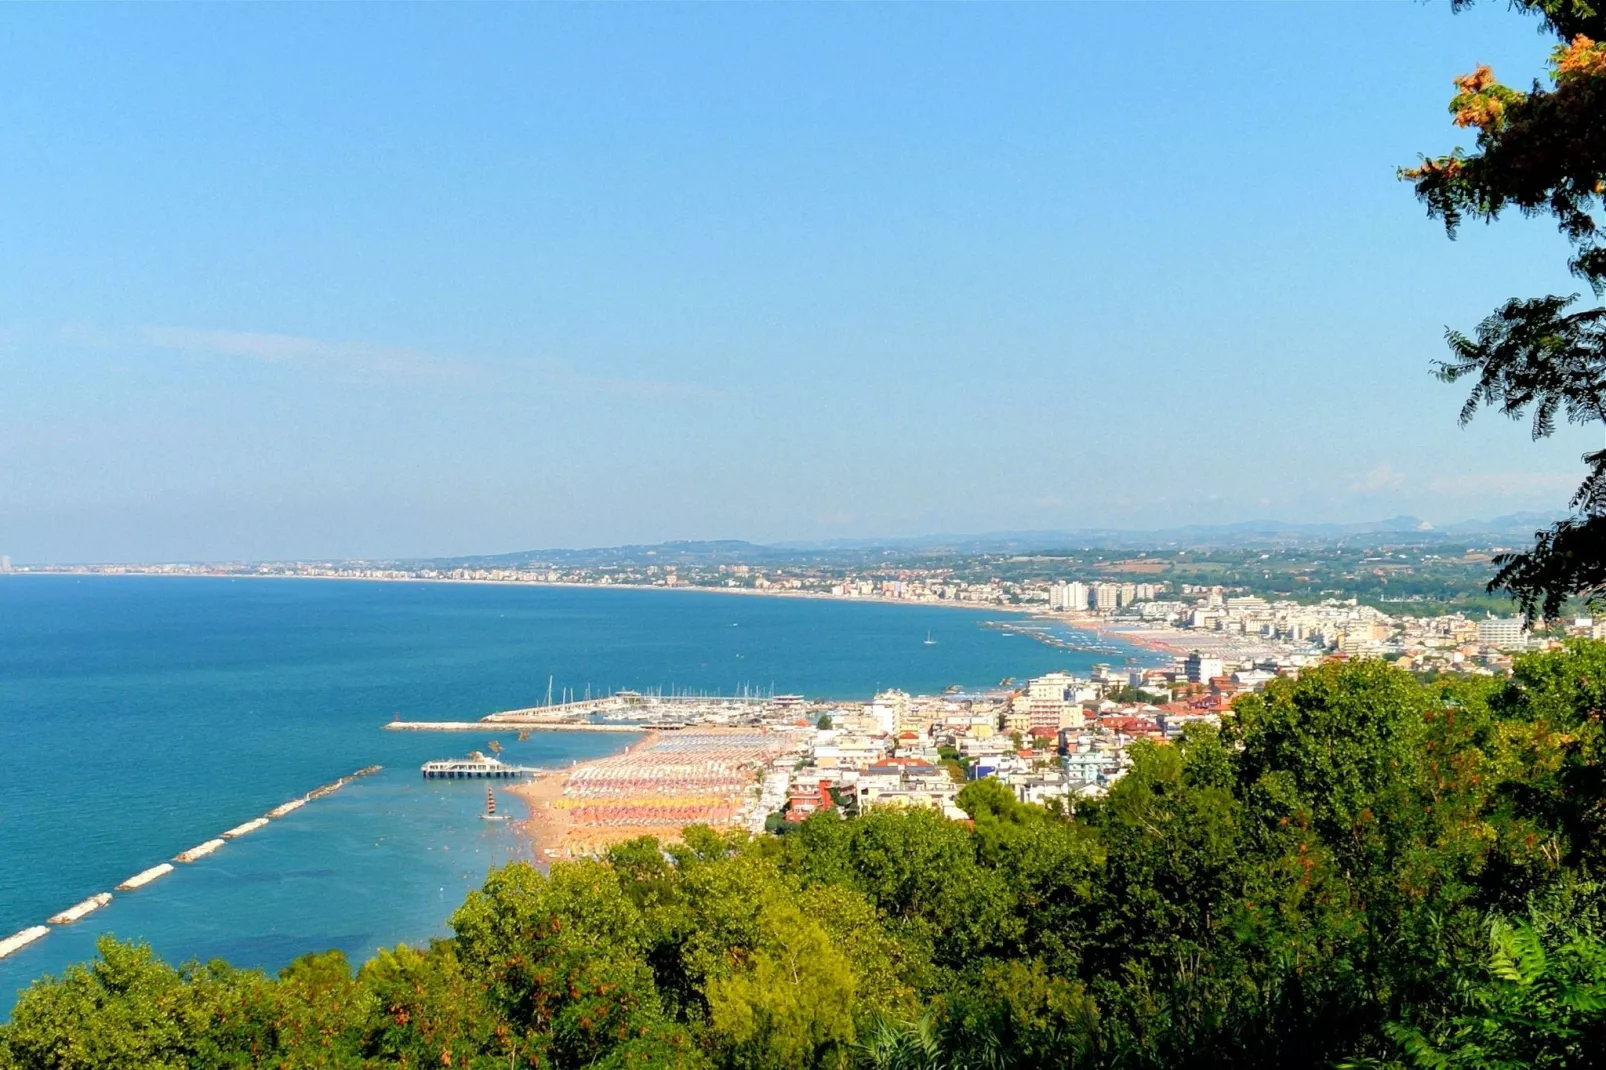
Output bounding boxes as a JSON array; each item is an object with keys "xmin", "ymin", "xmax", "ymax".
[{"xmin": 8, "ymin": 643, "xmax": 1606, "ymax": 1067}]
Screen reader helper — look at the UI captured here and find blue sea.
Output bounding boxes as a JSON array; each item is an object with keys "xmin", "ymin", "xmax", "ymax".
[{"xmin": 0, "ymin": 575, "xmax": 1149, "ymax": 1015}]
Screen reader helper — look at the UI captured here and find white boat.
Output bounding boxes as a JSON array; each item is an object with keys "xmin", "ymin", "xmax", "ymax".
[
  {"xmin": 923, "ymin": 631, "xmax": 936, "ymax": 646},
  {"xmin": 481, "ymin": 786, "xmax": 508, "ymax": 822}
]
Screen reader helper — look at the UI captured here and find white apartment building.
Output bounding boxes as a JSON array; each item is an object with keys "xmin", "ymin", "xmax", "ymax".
[
  {"xmin": 1049, "ymin": 582, "xmax": 1089, "ymax": 611},
  {"xmin": 1185, "ymin": 652, "xmax": 1224, "ymax": 684},
  {"xmin": 868, "ymin": 689, "xmax": 912, "ymax": 734},
  {"xmin": 1477, "ymin": 616, "xmax": 1528, "ymax": 650}
]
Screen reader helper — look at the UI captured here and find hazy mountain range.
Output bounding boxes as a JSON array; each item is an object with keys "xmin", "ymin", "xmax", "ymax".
[{"xmin": 414, "ymin": 512, "xmax": 1565, "ymax": 569}]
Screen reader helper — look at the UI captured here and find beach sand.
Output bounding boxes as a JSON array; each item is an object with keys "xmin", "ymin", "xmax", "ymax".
[
  {"xmin": 510, "ymin": 728, "xmax": 789, "ymax": 860},
  {"xmin": 510, "ymin": 731, "xmax": 664, "ymax": 861}
]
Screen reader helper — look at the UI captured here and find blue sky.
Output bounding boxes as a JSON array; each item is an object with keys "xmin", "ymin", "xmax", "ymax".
[{"xmin": 0, "ymin": 3, "xmax": 1595, "ymax": 561}]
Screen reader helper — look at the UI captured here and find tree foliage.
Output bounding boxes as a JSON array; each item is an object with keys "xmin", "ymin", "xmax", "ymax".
[{"xmin": 1407, "ymin": 1, "xmax": 1606, "ymax": 620}]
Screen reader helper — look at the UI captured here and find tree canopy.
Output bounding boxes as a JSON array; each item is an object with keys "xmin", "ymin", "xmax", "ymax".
[{"xmin": 1407, "ymin": 0, "xmax": 1606, "ymax": 620}]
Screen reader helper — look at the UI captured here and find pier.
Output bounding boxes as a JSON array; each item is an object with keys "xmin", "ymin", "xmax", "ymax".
[{"xmin": 421, "ymin": 752, "xmax": 543, "ymax": 779}]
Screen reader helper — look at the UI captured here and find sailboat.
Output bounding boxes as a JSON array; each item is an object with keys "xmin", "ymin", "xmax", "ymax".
[
  {"xmin": 481, "ymin": 787, "xmax": 508, "ymax": 822},
  {"xmin": 923, "ymin": 631, "xmax": 937, "ymax": 646}
]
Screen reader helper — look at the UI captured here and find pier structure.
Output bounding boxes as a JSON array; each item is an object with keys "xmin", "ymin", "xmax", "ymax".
[{"xmin": 421, "ymin": 752, "xmax": 543, "ymax": 779}]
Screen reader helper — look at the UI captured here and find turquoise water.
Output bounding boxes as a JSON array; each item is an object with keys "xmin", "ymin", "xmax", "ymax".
[{"xmin": 0, "ymin": 576, "xmax": 1144, "ymax": 1014}]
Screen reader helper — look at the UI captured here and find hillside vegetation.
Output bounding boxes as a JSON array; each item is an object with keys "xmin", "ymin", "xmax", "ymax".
[{"xmin": 8, "ymin": 645, "xmax": 1606, "ymax": 1068}]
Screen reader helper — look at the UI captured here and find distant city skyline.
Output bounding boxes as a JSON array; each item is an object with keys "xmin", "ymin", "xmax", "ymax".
[{"xmin": 0, "ymin": 3, "xmax": 1594, "ymax": 562}]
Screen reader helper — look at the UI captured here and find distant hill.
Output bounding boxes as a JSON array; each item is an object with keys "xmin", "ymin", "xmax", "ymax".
[{"xmin": 411, "ymin": 512, "xmax": 1567, "ymax": 568}]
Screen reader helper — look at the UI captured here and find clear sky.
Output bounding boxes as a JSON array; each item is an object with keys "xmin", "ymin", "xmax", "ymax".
[{"xmin": 0, "ymin": 3, "xmax": 1596, "ymax": 562}]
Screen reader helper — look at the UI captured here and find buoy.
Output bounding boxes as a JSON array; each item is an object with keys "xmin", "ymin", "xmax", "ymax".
[
  {"xmin": 48, "ymin": 893, "xmax": 112, "ymax": 925},
  {"xmin": 0, "ymin": 926, "xmax": 49, "ymax": 960},
  {"xmin": 175, "ymin": 839, "xmax": 225, "ymax": 863},
  {"xmin": 117, "ymin": 863, "xmax": 175, "ymax": 891},
  {"xmin": 221, "ymin": 817, "xmax": 269, "ymax": 839}
]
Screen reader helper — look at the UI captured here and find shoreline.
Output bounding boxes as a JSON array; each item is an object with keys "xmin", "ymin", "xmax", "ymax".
[
  {"xmin": 2, "ymin": 569, "xmax": 1041, "ymax": 616},
  {"xmin": 509, "ymin": 730, "xmax": 661, "ymax": 863},
  {"xmin": 12, "ymin": 569, "xmax": 1195, "ymax": 659}
]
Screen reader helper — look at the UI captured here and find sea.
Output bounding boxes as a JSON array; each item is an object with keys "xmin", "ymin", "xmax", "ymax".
[{"xmin": 0, "ymin": 575, "xmax": 1153, "ymax": 1015}]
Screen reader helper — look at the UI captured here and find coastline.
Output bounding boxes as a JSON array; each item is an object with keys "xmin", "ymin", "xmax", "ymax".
[
  {"xmin": 3, "ymin": 569, "xmax": 1041, "ymax": 616},
  {"xmin": 510, "ymin": 730, "xmax": 661, "ymax": 863}
]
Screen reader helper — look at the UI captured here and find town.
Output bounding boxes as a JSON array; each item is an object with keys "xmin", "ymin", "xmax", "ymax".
[{"xmin": 457, "ymin": 563, "xmax": 1588, "ymax": 850}]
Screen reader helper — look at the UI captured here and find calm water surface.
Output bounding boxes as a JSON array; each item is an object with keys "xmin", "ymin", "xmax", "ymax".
[{"xmin": 0, "ymin": 576, "xmax": 1147, "ymax": 1013}]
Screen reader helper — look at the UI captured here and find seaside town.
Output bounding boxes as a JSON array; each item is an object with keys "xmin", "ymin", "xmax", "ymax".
[{"xmin": 399, "ymin": 569, "xmax": 1589, "ymax": 859}]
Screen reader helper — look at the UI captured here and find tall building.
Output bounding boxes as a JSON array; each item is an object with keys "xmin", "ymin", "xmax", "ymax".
[
  {"xmin": 1120, "ymin": 582, "xmax": 1137, "ymax": 607},
  {"xmin": 1019, "ymin": 673, "xmax": 1076, "ymax": 730},
  {"xmin": 1185, "ymin": 652, "xmax": 1224, "ymax": 685},
  {"xmin": 1477, "ymin": 617, "xmax": 1528, "ymax": 650},
  {"xmin": 1049, "ymin": 581, "xmax": 1089, "ymax": 611},
  {"xmin": 1093, "ymin": 583, "xmax": 1121, "ymax": 612},
  {"xmin": 868, "ymin": 689, "xmax": 911, "ymax": 734}
]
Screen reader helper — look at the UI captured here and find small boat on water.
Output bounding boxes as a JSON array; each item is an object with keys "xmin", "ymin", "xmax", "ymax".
[
  {"xmin": 923, "ymin": 631, "xmax": 937, "ymax": 646},
  {"xmin": 481, "ymin": 787, "xmax": 508, "ymax": 822}
]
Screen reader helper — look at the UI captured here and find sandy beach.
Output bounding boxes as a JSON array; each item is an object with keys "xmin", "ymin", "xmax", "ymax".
[
  {"xmin": 509, "ymin": 730, "xmax": 662, "ymax": 861},
  {"xmin": 510, "ymin": 728, "xmax": 791, "ymax": 860}
]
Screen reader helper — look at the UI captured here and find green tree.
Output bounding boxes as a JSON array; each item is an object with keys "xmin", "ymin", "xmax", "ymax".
[
  {"xmin": 0, "ymin": 937, "xmax": 275, "ymax": 1070},
  {"xmin": 1406, "ymin": 2, "xmax": 1606, "ymax": 620},
  {"xmin": 1375, "ymin": 913, "xmax": 1606, "ymax": 1069},
  {"xmin": 449, "ymin": 860, "xmax": 666, "ymax": 1068}
]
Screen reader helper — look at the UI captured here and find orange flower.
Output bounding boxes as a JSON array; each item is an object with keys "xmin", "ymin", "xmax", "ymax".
[
  {"xmin": 1554, "ymin": 35, "xmax": 1606, "ymax": 81},
  {"xmin": 1453, "ymin": 64, "xmax": 1497, "ymax": 95}
]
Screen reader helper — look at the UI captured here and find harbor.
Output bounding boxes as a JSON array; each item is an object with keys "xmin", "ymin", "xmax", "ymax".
[{"xmin": 387, "ymin": 689, "xmax": 811, "ymax": 734}]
